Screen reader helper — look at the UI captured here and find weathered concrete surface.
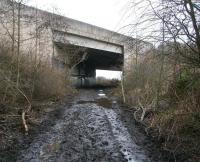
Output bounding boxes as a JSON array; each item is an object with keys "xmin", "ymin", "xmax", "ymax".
[
  {"xmin": 0, "ymin": 0, "xmax": 153, "ymax": 61},
  {"xmin": 53, "ymin": 31, "xmax": 123, "ymax": 54},
  {"xmin": 16, "ymin": 90, "xmax": 165, "ymax": 162},
  {"xmin": 0, "ymin": 0, "xmax": 131, "ymax": 61},
  {"xmin": 0, "ymin": 0, "xmax": 153, "ymax": 86}
]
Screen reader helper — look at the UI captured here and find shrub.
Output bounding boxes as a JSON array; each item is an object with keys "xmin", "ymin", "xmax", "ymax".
[
  {"xmin": 124, "ymin": 53, "xmax": 171, "ymax": 107},
  {"xmin": 0, "ymin": 40, "xmax": 71, "ymax": 105},
  {"xmin": 123, "ymin": 48, "xmax": 200, "ymax": 160},
  {"xmin": 33, "ymin": 66, "xmax": 69, "ymax": 100}
]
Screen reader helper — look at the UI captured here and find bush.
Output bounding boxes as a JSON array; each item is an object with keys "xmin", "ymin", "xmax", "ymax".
[
  {"xmin": 0, "ymin": 40, "xmax": 73, "ymax": 156},
  {"xmin": 33, "ymin": 66, "xmax": 69, "ymax": 100},
  {"xmin": 124, "ymin": 53, "xmax": 171, "ymax": 107},
  {"xmin": 0, "ymin": 40, "xmax": 71, "ymax": 105},
  {"xmin": 123, "ymin": 49, "xmax": 200, "ymax": 160}
]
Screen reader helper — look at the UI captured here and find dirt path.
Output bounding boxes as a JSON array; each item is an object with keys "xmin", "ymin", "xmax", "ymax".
[{"xmin": 16, "ymin": 89, "xmax": 165, "ymax": 162}]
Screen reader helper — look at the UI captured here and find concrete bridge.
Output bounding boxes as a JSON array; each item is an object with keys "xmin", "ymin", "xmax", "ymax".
[
  {"xmin": 48, "ymin": 9, "xmax": 134, "ymax": 87},
  {"xmin": 0, "ymin": 0, "xmax": 150, "ymax": 87}
]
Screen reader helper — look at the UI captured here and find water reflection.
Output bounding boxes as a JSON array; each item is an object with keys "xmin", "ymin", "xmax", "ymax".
[{"xmin": 98, "ymin": 90, "xmax": 106, "ymax": 97}]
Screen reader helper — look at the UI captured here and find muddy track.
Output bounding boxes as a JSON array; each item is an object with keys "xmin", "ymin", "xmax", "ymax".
[{"xmin": 15, "ymin": 89, "xmax": 166, "ymax": 162}]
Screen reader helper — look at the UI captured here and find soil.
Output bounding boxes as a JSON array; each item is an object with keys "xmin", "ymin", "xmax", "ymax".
[{"xmin": 0, "ymin": 89, "xmax": 173, "ymax": 162}]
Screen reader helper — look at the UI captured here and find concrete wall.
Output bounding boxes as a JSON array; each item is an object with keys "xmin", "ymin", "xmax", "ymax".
[
  {"xmin": 17, "ymin": 0, "xmax": 135, "ymax": 58},
  {"xmin": 0, "ymin": 0, "xmax": 54, "ymax": 64},
  {"xmin": 0, "ymin": 0, "xmax": 153, "ymax": 87},
  {"xmin": 0, "ymin": 0, "xmax": 149, "ymax": 64}
]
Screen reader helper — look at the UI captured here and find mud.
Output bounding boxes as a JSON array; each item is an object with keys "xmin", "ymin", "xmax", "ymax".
[{"xmin": 2, "ymin": 89, "xmax": 168, "ymax": 162}]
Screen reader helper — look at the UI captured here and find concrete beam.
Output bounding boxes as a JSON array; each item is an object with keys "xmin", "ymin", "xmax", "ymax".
[{"xmin": 53, "ymin": 30, "xmax": 123, "ymax": 54}]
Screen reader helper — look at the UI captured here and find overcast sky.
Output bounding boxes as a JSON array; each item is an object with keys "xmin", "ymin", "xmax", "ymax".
[{"xmin": 27, "ymin": 0, "xmax": 130, "ymax": 32}]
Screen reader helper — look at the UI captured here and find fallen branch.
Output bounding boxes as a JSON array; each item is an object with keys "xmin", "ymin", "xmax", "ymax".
[
  {"xmin": 0, "ymin": 71, "xmax": 31, "ymax": 135},
  {"xmin": 16, "ymin": 87, "xmax": 31, "ymax": 135},
  {"xmin": 134, "ymin": 106, "xmax": 141, "ymax": 122},
  {"xmin": 21, "ymin": 105, "xmax": 31, "ymax": 135},
  {"xmin": 137, "ymin": 98, "xmax": 155, "ymax": 121}
]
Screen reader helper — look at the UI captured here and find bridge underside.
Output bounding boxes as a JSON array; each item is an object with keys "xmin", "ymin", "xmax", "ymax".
[
  {"xmin": 82, "ymin": 48, "xmax": 123, "ymax": 71},
  {"xmin": 54, "ymin": 43, "xmax": 123, "ymax": 87}
]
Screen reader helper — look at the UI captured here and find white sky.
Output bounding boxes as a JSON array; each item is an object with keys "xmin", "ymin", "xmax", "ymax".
[
  {"xmin": 27, "ymin": 0, "xmax": 130, "ymax": 32},
  {"xmin": 96, "ymin": 70, "xmax": 121, "ymax": 80}
]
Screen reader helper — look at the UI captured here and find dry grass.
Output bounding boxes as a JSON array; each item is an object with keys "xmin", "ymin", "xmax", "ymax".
[
  {"xmin": 0, "ymin": 40, "xmax": 71, "ymax": 105},
  {"xmin": 123, "ymin": 51, "xmax": 200, "ymax": 161},
  {"xmin": 0, "ymin": 40, "xmax": 73, "ymax": 153},
  {"xmin": 33, "ymin": 66, "xmax": 70, "ymax": 100},
  {"xmin": 150, "ymin": 72, "xmax": 200, "ymax": 161}
]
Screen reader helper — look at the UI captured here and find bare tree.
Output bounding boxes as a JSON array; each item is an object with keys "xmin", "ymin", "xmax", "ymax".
[
  {"xmin": 12, "ymin": 0, "xmax": 15, "ymax": 56},
  {"xmin": 16, "ymin": 0, "xmax": 22, "ymax": 88},
  {"xmin": 147, "ymin": 0, "xmax": 200, "ymax": 67}
]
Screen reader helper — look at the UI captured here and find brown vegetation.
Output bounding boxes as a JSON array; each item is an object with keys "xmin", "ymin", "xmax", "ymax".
[
  {"xmin": 0, "ymin": 39, "xmax": 72, "ymax": 151},
  {"xmin": 0, "ymin": 40, "xmax": 70, "ymax": 104},
  {"xmin": 123, "ymin": 48, "xmax": 200, "ymax": 161},
  {"xmin": 119, "ymin": 0, "xmax": 200, "ymax": 161}
]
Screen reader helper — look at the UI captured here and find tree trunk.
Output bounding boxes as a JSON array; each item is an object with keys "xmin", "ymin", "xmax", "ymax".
[
  {"xmin": 186, "ymin": 0, "xmax": 200, "ymax": 60},
  {"xmin": 12, "ymin": 0, "xmax": 15, "ymax": 56},
  {"xmin": 16, "ymin": 2, "xmax": 21, "ymax": 88}
]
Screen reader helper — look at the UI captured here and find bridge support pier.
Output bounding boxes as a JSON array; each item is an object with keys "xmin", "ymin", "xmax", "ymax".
[{"xmin": 72, "ymin": 62, "xmax": 96, "ymax": 88}]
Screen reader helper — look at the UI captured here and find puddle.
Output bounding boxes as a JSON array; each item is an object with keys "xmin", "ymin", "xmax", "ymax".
[
  {"xmin": 97, "ymin": 90, "xmax": 118, "ymax": 109},
  {"xmin": 98, "ymin": 90, "xmax": 107, "ymax": 97},
  {"xmin": 98, "ymin": 93, "xmax": 106, "ymax": 97}
]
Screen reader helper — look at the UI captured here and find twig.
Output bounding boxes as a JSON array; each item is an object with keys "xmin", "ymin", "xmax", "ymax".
[{"xmin": 0, "ymin": 71, "xmax": 31, "ymax": 135}]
